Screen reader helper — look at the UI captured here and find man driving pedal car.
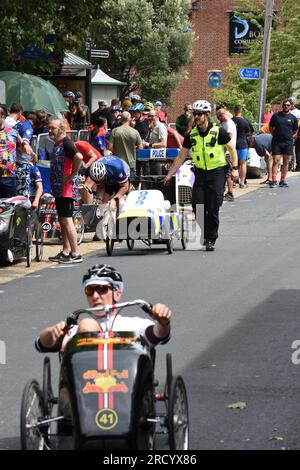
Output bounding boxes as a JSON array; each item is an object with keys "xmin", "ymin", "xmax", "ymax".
[{"xmin": 35, "ymin": 265, "xmax": 172, "ymax": 353}]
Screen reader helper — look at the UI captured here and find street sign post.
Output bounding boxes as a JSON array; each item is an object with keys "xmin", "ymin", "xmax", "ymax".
[
  {"xmin": 91, "ymin": 50, "xmax": 110, "ymax": 59},
  {"xmin": 239, "ymin": 67, "xmax": 260, "ymax": 80}
]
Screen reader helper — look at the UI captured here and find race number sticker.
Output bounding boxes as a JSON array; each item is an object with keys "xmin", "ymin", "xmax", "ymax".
[
  {"xmin": 95, "ymin": 409, "xmax": 118, "ymax": 430},
  {"xmin": 150, "ymin": 148, "xmax": 167, "ymax": 159}
]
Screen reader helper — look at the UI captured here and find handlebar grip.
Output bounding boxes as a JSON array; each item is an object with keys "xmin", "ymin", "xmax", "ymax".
[{"xmin": 142, "ymin": 303, "xmax": 170, "ymax": 327}]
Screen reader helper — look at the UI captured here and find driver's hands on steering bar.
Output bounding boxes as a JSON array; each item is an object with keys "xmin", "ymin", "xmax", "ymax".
[
  {"xmin": 151, "ymin": 303, "xmax": 172, "ymax": 327},
  {"xmin": 40, "ymin": 321, "xmax": 68, "ymax": 349}
]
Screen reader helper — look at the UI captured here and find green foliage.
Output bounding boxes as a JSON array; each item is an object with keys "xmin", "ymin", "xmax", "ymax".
[
  {"xmin": 0, "ymin": 0, "xmax": 192, "ymax": 102},
  {"xmin": 220, "ymin": 0, "xmax": 300, "ymax": 117}
]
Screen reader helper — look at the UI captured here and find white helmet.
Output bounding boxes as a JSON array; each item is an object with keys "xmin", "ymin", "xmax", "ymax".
[
  {"xmin": 192, "ymin": 100, "xmax": 211, "ymax": 113},
  {"xmin": 90, "ymin": 161, "xmax": 106, "ymax": 183}
]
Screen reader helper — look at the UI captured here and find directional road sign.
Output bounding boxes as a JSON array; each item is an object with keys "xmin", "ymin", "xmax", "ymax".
[
  {"xmin": 91, "ymin": 49, "xmax": 109, "ymax": 59},
  {"xmin": 239, "ymin": 67, "xmax": 260, "ymax": 80}
]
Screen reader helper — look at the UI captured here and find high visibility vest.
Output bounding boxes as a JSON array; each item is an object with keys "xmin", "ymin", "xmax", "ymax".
[{"xmin": 190, "ymin": 125, "xmax": 227, "ymax": 170}]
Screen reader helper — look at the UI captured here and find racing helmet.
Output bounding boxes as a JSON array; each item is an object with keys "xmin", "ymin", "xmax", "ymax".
[
  {"xmin": 130, "ymin": 103, "xmax": 145, "ymax": 112},
  {"xmin": 192, "ymin": 100, "xmax": 211, "ymax": 113},
  {"xmin": 131, "ymin": 94, "xmax": 141, "ymax": 103},
  {"xmin": 83, "ymin": 264, "xmax": 124, "ymax": 292},
  {"xmin": 155, "ymin": 100, "xmax": 162, "ymax": 107},
  {"xmin": 89, "ymin": 161, "xmax": 106, "ymax": 183},
  {"xmin": 144, "ymin": 101, "xmax": 155, "ymax": 111}
]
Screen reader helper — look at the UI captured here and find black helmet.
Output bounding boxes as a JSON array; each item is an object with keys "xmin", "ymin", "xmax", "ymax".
[
  {"xmin": 82, "ymin": 264, "xmax": 124, "ymax": 292},
  {"xmin": 63, "ymin": 91, "xmax": 75, "ymax": 99}
]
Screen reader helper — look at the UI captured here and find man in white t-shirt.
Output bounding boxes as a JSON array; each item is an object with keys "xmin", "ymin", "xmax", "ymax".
[
  {"xmin": 4, "ymin": 103, "xmax": 23, "ymax": 128},
  {"xmin": 35, "ymin": 264, "xmax": 172, "ymax": 353},
  {"xmin": 217, "ymin": 106, "xmax": 237, "ymax": 201}
]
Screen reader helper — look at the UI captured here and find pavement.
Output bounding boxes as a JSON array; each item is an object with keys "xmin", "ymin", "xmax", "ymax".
[{"xmin": 0, "ymin": 171, "xmax": 297, "ymax": 285}]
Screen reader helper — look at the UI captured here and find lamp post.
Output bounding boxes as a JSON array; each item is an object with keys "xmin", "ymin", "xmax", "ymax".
[
  {"xmin": 85, "ymin": 38, "xmax": 93, "ymax": 113},
  {"xmin": 258, "ymin": 0, "xmax": 274, "ymax": 124}
]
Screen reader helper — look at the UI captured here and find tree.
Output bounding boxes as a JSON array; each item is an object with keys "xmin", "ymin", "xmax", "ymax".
[
  {"xmin": 216, "ymin": 0, "xmax": 300, "ymax": 118},
  {"xmin": 88, "ymin": 0, "xmax": 193, "ymax": 102}
]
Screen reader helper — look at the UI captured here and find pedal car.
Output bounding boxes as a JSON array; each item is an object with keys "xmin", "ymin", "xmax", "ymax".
[
  {"xmin": 100, "ymin": 176, "xmax": 188, "ymax": 256},
  {"xmin": 0, "ymin": 196, "xmax": 43, "ymax": 266},
  {"xmin": 20, "ymin": 300, "xmax": 189, "ymax": 450}
]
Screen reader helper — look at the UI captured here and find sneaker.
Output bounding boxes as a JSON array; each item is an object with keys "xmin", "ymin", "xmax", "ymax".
[
  {"xmin": 68, "ymin": 254, "xmax": 83, "ymax": 263},
  {"xmin": 48, "ymin": 251, "xmax": 70, "ymax": 262},
  {"xmin": 206, "ymin": 240, "xmax": 215, "ymax": 252},
  {"xmin": 260, "ymin": 179, "xmax": 271, "ymax": 185},
  {"xmin": 269, "ymin": 181, "xmax": 277, "ymax": 188},
  {"xmin": 279, "ymin": 180, "xmax": 288, "ymax": 188},
  {"xmin": 239, "ymin": 183, "xmax": 248, "ymax": 189},
  {"xmin": 224, "ymin": 192, "xmax": 234, "ymax": 202}
]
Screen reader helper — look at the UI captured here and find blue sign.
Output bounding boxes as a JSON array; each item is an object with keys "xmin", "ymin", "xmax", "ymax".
[
  {"xmin": 239, "ymin": 68, "xmax": 260, "ymax": 80},
  {"xmin": 208, "ymin": 72, "xmax": 222, "ymax": 89}
]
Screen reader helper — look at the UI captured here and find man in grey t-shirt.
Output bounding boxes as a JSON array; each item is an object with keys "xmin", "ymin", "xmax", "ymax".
[
  {"xmin": 108, "ymin": 111, "xmax": 143, "ymax": 178},
  {"xmin": 248, "ymin": 132, "xmax": 273, "ymax": 184},
  {"xmin": 144, "ymin": 110, "xmax": 168, "ymax": 175}
]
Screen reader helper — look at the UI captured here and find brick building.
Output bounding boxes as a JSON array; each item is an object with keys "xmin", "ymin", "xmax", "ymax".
[{"xmin": 168, "ymin": 0, "xmax": 275, "ymax": 122}]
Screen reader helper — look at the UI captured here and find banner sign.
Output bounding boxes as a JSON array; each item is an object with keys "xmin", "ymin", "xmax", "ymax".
[{"xmin": 229, "ymin": 12, "xmax": 263, "ymax": 54}]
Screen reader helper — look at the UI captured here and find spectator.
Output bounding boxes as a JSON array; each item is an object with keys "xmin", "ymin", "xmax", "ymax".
[
  {"xmin": 248, "ymin": 133, "xmax": 273, "ymax": 184},
  {"xmin": 29, "ymin": 164, "xmax": 43, "ymax": 208},
  {"xmin": 74, "ymin": 140, "xmax": 102, "ymax": 204},
  {"xmin": 269, "ymin": 99, "xmax": 298, "ymax": 187},
  {"xmin": 175, "ymin": 104, "xmax": 193, "ymax": 137},
  {"xmin": 130, "ymin": 103, "xmax": 150, "ymax": 176},
  {"xmin": 122, "ymin": 99, "xmax": 132, "ymax": 112},
  {"xmin": 15, "ymin": 112, "xmax": 38, "ymax": 197},
  {"xmin": 108, "ymin": 111, "xmax": 143, "ymax": 179},
  {"xmin": 263, "ymin": 106, "xmax": 273, "ymax": 124},
  {"xmin": 34, "ymin": 110, "xmax": 49, "ymax": 135},
  {"xmin": 47, "ymin": 116, "xmax": 83, "ymax": 264},
  {"xmin": 4, "ymin": 102, "xmax": 23, "ymax": 128},
  {"xmin": 232, "ymin": 105, "xmax": 253, "ymax": 188},
  {"xmin": 91, "ymin": 100, "xmax": 108, "ymax": 125},
  {"xmin": 144, "ymin": 110, "xmax": 168, "ymax": 175},
  {"xmin": 166, "ymin": 126, "xmax": 183, "ymax": 149},
  {"xmin": 67, "ymin": 91, "xmax": 89, "ymax": 130},
  {"xmin": 110, "ymin": 106, "xmax": 123, "ymax": 130},
  {"xmin": 216, "ymin": 106, "xmax": 237, "ymax": 201},
  {"xmin": 89, "ymin": 117, "xmax": 109, "ymax": 156},
  {"xmin": 288, "ymin": 97, "xmax": 300, "ymax": 119},
  {"xmin": 101, "ymin": 99, "xmax": 121, "ymax": 129},
  {"xmin": 0, "ymin": 106, "xmax": 23, "ymax": 197},
  {"xmin": 154, "ymin": 101, "xmax": 167, "ymax": 124}
]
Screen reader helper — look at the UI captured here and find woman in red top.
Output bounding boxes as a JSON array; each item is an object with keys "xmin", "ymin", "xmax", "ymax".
[{"xmin": 74, "ymin": 141, "xmax": 102, "ymax": 204}]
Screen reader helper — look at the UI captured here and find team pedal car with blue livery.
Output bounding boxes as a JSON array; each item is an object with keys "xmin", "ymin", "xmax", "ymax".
[
  {"xmin": 100, "ymin": 178, "xmax": 188, "ymax": 256},
  {"xmin": 20, "ymin": 300, "xmax": 189, "ymax": 450},
  {"xmin": 0, "ymin": 196, "xmax": 43, "ymax": 267}
]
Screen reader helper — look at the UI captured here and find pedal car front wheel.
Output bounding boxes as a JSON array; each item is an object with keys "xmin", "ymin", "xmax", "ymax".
[
  {"xmin": 168, "ymin": 375, "xmax": 189, "ymax": 450},
  {"xmin": 35, "ymin": 224, "xmax": 44, "ymax": 262},
  {"xmin": 106, "ymin": 237, "xmax": 114, "ymax": 256},
  {"xmin": 26, "ymin": 227, "xmax": 33, "ymax": 267},
  {"xmin": 127, "ymin": 239, "xmax": 134, "ymax": 251},
  {"xmin": 20, "ymin": 380, "xmax": 45, "ymax": 450}
]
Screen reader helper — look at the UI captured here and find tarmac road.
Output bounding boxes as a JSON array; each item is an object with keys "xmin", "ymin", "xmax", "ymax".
[{"xmin": 1, "ymin": 174, "xmax": 300, "ymax": 450}]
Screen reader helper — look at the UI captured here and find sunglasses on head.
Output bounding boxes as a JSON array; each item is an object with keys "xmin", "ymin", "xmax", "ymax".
[
  {"xmin": 84, "ymin": 285, "xmax": 112, "ymax": 296},
  {"xmin": 193, "ymin": 111, "xmax": 207, "ymax": 117}
]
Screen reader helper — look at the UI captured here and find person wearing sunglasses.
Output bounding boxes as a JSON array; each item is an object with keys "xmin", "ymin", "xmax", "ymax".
[
  {"xmin": 269, "ymin": 99, "xmax": 298, "ymax": 187},
  {"xmin": 35, "ymin": 264, "xmax": 172, "ymax": 353},
  {"xmin": 164, "ymin": 100, "xmax": 238, "ymax": 252}
]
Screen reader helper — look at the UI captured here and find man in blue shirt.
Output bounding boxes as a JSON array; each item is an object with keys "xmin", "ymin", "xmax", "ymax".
[
  {"xmin": 15, "ymin": 112, "xmax": 37, "ymax": 196},
  {"xmin": 89, "ymin": 155, "xmax": 130, "ymax": 208}
]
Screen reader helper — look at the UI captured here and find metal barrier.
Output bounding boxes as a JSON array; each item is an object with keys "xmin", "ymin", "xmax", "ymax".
[{"xmin": 78, "ymin": 129, "xmax": 89, "ymax": 141}]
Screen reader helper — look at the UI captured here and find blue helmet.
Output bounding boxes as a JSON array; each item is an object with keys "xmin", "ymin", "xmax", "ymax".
[
  {"xmin": 155, "ymin": 101, "xmax": 162, "ymax": 107},
  {"xmin": 129, "ymin": 103, "xmax": 145, "ymax": 112}
]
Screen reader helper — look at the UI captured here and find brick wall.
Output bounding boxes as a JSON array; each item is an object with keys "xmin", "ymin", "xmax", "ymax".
[{"xmin": 168, "ymin": 0, "xmax": 238, "ymax": 123}]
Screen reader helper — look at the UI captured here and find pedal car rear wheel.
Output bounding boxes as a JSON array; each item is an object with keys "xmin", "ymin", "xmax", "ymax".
[
  {"xmin": 20, "ymin": 380, "xmax": 45, "ymax": 450},
  {"xmin": 127, "ymin": 239, "xmax": 134, "ymax": 250},
  {"xmin": 168, "ymin": 375, "xmax": 189, "ymax": 450},
  {"xmin": 26, "ymin": 227, "xmax": 33, "ymax": 267},
  {"xmin": 35, "ymin": 224, "xmax": 44, "ymax": 262},
  {"xmin": 130, "ymin": 376, "xmax": 155, "ymax": 450},
  {"xmin": 181, "ymin": 214, "xmax": 188, "ymax": 250},
  {"xmin": 73, "ymin": 211, "xmax": 84, "ymax": 245},
  {"xmin": 106, "ymin": 237, "xmax": 114, "ymax": 256}
]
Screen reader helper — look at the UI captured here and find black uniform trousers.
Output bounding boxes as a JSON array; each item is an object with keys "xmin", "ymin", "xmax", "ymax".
[{"xmin": 192, "ymin": 166, "xmax": 227, "ymax": 242}]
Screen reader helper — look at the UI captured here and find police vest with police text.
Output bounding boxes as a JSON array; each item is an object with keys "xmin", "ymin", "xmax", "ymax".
[{"xmin": 190, "ymin": 125, "xmax": 227, "ymax": 170}]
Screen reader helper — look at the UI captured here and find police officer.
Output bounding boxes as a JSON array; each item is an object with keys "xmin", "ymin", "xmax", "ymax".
[{"xmin": 164, "ymin": 100, "xmax": 238, "ymax": 251}]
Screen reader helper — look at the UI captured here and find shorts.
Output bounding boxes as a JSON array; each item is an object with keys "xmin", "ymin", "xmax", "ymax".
[
  {"xmin": 271, "ymin": 142, "xmax": 294, "ymax": 157},
  {"xmin": 237, "ymin": 148, "xmax": 249, "ymax": 161},
  {"xmin": 0, "ymin": 177, "xmax": 17, "ymax": 198},
  {"xmin": 55, "ymin": 197, "xmax": 74, "ymax": 217}
]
